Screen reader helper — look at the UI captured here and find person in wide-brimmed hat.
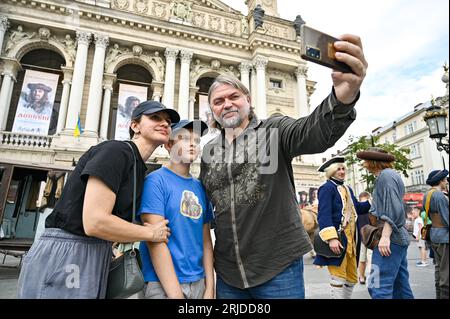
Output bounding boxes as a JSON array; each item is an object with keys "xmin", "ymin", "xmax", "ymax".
[
  {"xmin": 313, "ymin": 156, "xmax": 371, "ymax": 299},
  {"xmin": 423, "ymin": 169, "xmax": 449, "ymax": 299},
  {"xmin": 357, "ymin": 147, "xmax": 414, "ymax": 299},
  {"xmin": 23, "ymin": 82, "xmax": 53, "ymax": 115}
]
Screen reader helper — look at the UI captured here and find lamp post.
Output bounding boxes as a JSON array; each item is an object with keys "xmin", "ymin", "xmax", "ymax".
[{"xmin": 423, "ymin": 64, "xmax": 449, "ymax": 155}]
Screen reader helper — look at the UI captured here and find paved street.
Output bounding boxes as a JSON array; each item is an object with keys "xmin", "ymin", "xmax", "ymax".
[{"xmin": 0, "ymin": 239, "xmax": 435, "ymax": 299}]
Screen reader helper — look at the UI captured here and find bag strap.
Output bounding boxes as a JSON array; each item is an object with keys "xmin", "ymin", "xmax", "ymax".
[
  {"xmin": 124, "ymin": 141, "xmax": 137, "ymax": 223},
  {"xmin": 424, "ymin": 188, "xmax": 436, "ymax": 226}
]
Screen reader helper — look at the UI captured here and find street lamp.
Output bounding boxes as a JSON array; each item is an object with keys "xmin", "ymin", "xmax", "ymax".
[
  {"xmin": 423, "ymin": 64, "xmax": 449, "ymax": 154},
  {"xmin": 424, "ymin": 99, "xmax": 449, "ymax": 153}
]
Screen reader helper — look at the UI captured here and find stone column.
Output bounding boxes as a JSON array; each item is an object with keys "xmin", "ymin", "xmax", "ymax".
[
  {"xmin": 0, "ymin": 16, "xmax": 9, "ymax": 55},
  {"xmin": 253, "ymin": 55, "xmax": 268, "ymax": 119},
  {"xmin": 296, "ymin": 64, "xmax": 309, "ymax": 117},
  {"xmin": 3, "ymin": 78, "xmax": 14, "ymax": 129},
  {"xmin": 188, "ymin": 87, "xmax": 199, "ymax": 120},
  {"xmin": 151, "ymin": 81, "xmax": 164, "ymax": 102},
  {"xmin": 239, "ymin": 62, "xmax": 252, "ymax": 90},
  {"xmin": 56, "ymin": 67, "xmax": 73, "ymax": 134},
  {"xmin": 84, "ymin": 33, "xmax": 109, "ymax": 137},
  {"xmin": 177, "ymin": 49, "xmax": 193, "ymax": 120},
  {"xmin": 250, "ymin": 66, "xmax": 257, "ymax": 108},
  {"xmin": 99, "ymin": 73, "xmax": 116, "ymax": 140},
  {"xmin": 162, "ymin": 48, "xmax": 179, "ymax": 108},
  {"xmin": 0, "ymin": 58, "xmax": 21, "ymax": 130},
  {"xmin": 64, "ymin": 31, "xmax": 91, "ymax": 132}
]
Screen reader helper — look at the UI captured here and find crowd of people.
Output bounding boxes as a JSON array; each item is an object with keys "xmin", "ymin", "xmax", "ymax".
[{"xmin": 15, "ymin": 30, "xmax": 448, "ymax": 300}]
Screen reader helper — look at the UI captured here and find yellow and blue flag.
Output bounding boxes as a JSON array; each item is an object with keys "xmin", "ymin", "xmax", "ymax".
[{"xmin": 74, "ymin": 114, "xmax": 83, "ymax": 137}]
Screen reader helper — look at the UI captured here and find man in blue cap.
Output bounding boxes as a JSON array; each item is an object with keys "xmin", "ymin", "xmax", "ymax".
[
  {"xmin": 423, "ymin": 169, "xmax": 449, "ymax": 299},
  {"xmin": 137, "ymin": 119, "xmax": 215, "ymax": 299}
]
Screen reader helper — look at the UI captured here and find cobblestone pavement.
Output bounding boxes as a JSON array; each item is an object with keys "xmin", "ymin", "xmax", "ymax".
[{"xmin": 0, "ymin": 242, "xmax": 435, "ymax": 299}]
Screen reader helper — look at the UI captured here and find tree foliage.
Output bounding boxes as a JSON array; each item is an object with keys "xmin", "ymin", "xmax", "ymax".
[{"xmin": 344, "ymin": 135, "xmax": 413, "ymax": 193}]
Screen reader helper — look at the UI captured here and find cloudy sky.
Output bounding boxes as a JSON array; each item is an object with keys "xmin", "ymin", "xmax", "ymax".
[{"xmin": 222, "ymin": 0, "xmax": 449, "ymax": 157}]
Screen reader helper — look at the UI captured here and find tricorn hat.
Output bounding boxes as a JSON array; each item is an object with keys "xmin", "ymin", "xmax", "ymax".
[
  {"xmin": 426, "ymin": 169, "xmax": 449, "ymax": 186},
  {"xmin": 318, "ymin": 156, "xmax": 345, "ymax": 172},
  {"xmin": 356, "ymin": 147, "xmax": 395, "ymax": 162},
  {"xmin": 27, "ymin": 83, "xmax": 52, "ymax": 92}
]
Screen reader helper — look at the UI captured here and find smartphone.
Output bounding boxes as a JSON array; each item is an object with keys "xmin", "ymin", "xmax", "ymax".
[{"xmin": 300, "ymin": 25, "xmax": 353, "ymax": 74}]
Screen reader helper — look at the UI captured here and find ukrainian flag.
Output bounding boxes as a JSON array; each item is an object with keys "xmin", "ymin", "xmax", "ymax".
[{"xmin": 74, "ymin": 114, "xmax": 83, "ymax": 137}]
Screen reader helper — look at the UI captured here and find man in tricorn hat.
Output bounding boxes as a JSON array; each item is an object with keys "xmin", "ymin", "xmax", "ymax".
[
  {"xmin": 23, "ymin": 82, "xmax": 53, "ymax": 115},
  {"xmin": 423, "ymin": 169, "xmax": 448, "ymax": 299},
  {"xmin": 357, "ymin": 147, "xmax": 414, "ymax": 299},
  {"xmin": 314, "ymin": 156, "xmax": 371, "ymax": 299}
]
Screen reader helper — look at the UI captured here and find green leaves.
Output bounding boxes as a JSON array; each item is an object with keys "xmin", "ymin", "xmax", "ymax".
[{"xmin": 344, "ymin": 135, "xmax": 412, "ymax": 192}]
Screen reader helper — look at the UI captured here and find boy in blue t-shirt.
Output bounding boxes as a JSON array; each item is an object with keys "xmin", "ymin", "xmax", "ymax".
[{"xmin": 138, "ymin": 120, "xmax": 214, "ymax": 299}]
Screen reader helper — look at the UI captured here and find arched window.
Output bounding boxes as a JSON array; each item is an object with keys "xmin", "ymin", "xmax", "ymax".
[
  {"xmin": 195, "ymin": 77, "xmax": 215, "ymax": 121},
  {"xmin": 6, "ymin": 49, "xmax": 65, "ymax": 135},
  {"xmin": 108, "ymin": 64, "xmax": 153, "ymax": 140}
]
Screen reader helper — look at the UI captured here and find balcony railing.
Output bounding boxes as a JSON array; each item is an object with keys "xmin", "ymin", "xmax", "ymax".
[{"xmin": 0, "ymin": 131, "xmax": 53, "ymax": 149}]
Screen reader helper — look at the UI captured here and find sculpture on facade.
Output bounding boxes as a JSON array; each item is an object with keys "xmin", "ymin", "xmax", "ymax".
[
  {"xmin": 253, "ymin": 4, "xmax": 265, "ymax": 28},
  {"xmin": 5, "ymin": 25, "xmax": 36, "ymax": 53},
  {"xmin": 241, "ymin": 16, "xmax": 249, "ymax": 34},
  {"xmin": 170, "ymin": 1, "xmax": 193, "ymax": 22},
  {"xmin": 105, "ymin": 43, "xmax": 125, "ymax": 66},
  {"xmin": 293, "ymin": 15, "xmax": 306, "ymax": 37},
  {"xmin": 63, "ymin": 34, "xmax": 76, "ymax": 60}
]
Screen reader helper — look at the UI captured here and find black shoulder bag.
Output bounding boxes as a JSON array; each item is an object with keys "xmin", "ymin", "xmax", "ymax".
[{"xmin": 106, "ymin": 142, "xmax": 145, "ymax": 299}]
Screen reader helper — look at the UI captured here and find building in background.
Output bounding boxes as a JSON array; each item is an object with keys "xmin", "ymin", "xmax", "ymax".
[
  {"xmin": 0, "ymin": 0, "xmax": 326, "ymax": 247},
  {"xmin": 345, "ymin": 66, "xmax": 449, "ymax": 208}
]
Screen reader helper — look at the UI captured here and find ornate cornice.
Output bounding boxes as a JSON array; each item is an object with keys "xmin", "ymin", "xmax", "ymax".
[
  {"xmin": 94, "ymin": 33, "xmax": 109, "ymax": 49},
  {"xmin": 76, "ymin": 30, "xmax": 92, "ymax": 46}
]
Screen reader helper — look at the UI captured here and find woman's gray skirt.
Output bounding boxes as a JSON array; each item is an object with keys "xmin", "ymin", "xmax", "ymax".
[{"xmin": 17, "ymin": 228, "xmax": 112, "ymax": 299}]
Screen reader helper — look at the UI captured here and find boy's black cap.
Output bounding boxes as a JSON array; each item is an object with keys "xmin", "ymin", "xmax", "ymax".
[
  {"xmin": 171, "ymin": 120, "xmax": 208, "ymax": 136},
  {"xmin": 131, "ymin": 100, "xmax": 180, "ymax": 124}
]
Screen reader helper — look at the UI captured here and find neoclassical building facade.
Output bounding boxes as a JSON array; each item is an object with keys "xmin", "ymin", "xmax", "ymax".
[{"xmin": 0, "ymin": 0, "xmax": 323, "ymax": 194}]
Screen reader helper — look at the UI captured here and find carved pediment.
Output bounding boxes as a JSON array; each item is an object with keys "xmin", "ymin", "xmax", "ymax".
[
  {"xmin": 111, "ymin": 0, "xmax": 241, "ymax": 16},
  {"xmin": 110, "ymin": 0, "xmax": 245, "ymax": 37}
]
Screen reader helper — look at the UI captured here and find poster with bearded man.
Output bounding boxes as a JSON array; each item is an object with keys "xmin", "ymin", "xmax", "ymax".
[{"xmin": 12, "ymin": 69, "xmax": 59, "ymax": 136}]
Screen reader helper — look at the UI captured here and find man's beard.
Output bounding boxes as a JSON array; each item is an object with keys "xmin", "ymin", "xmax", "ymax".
[{"xmin": 215, "ymin": 107, "xmax": 249, "ymax": 128}]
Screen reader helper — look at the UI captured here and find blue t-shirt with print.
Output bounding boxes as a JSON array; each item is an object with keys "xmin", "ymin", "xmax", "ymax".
[{"xmin": 137, "ymin": 167, "xmax": 213, "ymax": 283}]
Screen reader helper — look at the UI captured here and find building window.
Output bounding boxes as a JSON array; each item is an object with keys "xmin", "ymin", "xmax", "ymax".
[
  {"xmin": 412, "ymin": 169, "xmax": 425, "ymax": 185},
  {"xmin": 409, "ymin": 144, "xmax": 421, "ymax": 159},
  {"xmin": 269, "ymin": 79, "xmax": 282, "ymax": 89},
  {"xmin": 392, "ymin": 131, "xmax": 397, "ymax": 142},
  {"xmin": 404, "ymin": 121, "xmax": 417, "ymax": 136}
]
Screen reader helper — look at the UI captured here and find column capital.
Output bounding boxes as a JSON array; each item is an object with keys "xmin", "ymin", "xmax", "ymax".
[
  {"xmin": 165, "ymin": 47, "xmax": 179, "ymax": 61},
  {"xmin": 61, "ymin": 66, "xmax": 74, "ymax": 81},
  {"xmin": 103, "ymin": 73, "xmax": 117, "ymax": 88},
  {"xmin": 239, "ymin": 62, "xmax": 253, "ymax": 73},
  {"xmin": 296, "ymin": 64, "xmax": 308, "ymax": 77},
  {"xmin": 76, "ymin": 30, "xmax": 92, "ymax": 46},
  {"xmin": 253, "ymin": 55, "xmax": 268, "ymax": 70},
  {"xmin": 179, "ymin": 49, "xmax": 193, "ymax": 64},
  {"xmin": 93, "ymin": 33, "xmax": 109, "ymax": 49},
  {"xmin": 1, "ymin": 57, "xmax": 22, "ymax": 79},
  {"xmin": 189, "ymin": 86, "xmax": 199, "ymax": 98},
  {"xmin": 0, "ymin": 16, "xmax": 9, "ymax": 32}
]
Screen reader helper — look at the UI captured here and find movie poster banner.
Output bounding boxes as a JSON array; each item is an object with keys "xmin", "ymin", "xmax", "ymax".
[
  {"xmin": 199, "ymin": 93, "xmax": 216, "ymax": 125},
  {"xmin": 115, "ymin": 84, "xmax": 147, "ymax": 140},
  {"xmin": 12, "ymin": 69, "xmax": 59, "ymax": 136}
]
